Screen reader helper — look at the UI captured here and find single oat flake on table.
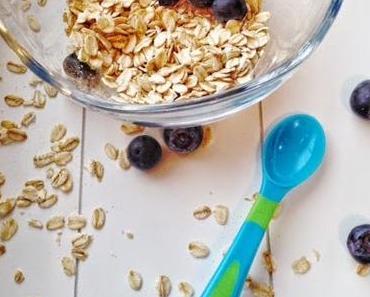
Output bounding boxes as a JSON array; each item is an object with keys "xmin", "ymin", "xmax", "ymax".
[
  {"xmin": 64, "ymin": 0, "xmax": 270, "ymax": 104},
  {"xmin": 292, "ymin": 256, "xmax": 311, "ymax": 275},
  {"xmin": 128, "ymin": 270, "xmax": 143, "ymax": 291}
]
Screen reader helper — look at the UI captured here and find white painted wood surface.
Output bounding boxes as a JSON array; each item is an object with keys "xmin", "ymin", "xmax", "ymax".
[
  {"xmin": 1, "ymin": 0, "xmax": 370, "ymax": 296},
  {"xmin": 262, "ymin": 1, "xmax": 370, "ymax": 296},
  {"xmin": 0, "ymin": 40, "xmax": 83, "ymax": 297}
]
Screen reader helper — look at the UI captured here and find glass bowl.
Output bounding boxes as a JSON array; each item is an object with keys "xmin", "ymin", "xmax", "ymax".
[{"xmin": 0, "ymin": 0, "xmax": 342, "ymax": 127}]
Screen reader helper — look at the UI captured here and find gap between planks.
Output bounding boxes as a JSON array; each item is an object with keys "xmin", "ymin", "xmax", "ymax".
[{"xmin": 74, "ymin": 107, "xmax": 87, "ymax": 297}]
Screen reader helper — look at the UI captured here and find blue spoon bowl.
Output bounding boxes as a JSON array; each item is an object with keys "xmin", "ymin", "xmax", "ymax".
[{"xmin": 201, "ymin": 114, "xmax": 326, "ymax": 297}]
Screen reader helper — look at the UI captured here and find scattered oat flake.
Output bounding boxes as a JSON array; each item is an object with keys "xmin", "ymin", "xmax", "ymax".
[
  {"xmin": 188, "ymin": 241, "xmax": 210, "ymax": 259},
  {"xmin": 27, "ymin": 15, "xmax": 41, "ymax": 32},
  {"xmin": 33, "ymin": 152, "xmax": 55, "ymax": 168},
  {"xmin": 156, "ymin": 275, "xmax": 171, "ymax": 297},
  {"xmin": 28, "ymin": 219, "xmax": 43, "ymax": 229},
  {"xmin": 38, "ymin": 194, "xmax": 58, "ymax": 209},
  {"xmin": 193, "ymin": 205, "xmax": 212, "ymax": 220},
  {"xmin": 178, "ymin": 282, "xmax": 194, "ymax": 297},
  {"xmin": 32, "ymin": 90, "xmax": 46, "ymax": 108},
  {"xmin": 72, "ymin": 234, "xmax": 93, "ymax": 249},
  {"xmin": 7, "ymin": 128, "xmax": 28, "ymax": 142},
  {"xmin": 22, "ymin": 186, "xmax": 39, "ymax": 201},
  {"xmin": 213, "ymin": 205, "xmax": 229, "ymax": 225},
  {"xmin": 67, "ymin": 215, "xmax": 87, "ymax": 230},
  {"xmin": 357, "ymin": 264, "xmax": 370, "ymax": 277},
  {"xmin": 6, "ymin": 62, "xmax": 27, "ymax": 74},
  {"xmin": 104, "ymin": 143, "xmax": 118, "ymax": 160},
  {"xmin": 4, "ymin": 95, "xmax": 24, "ymax": 107},
  {"xmin": 0, "ymin": 218, "xmax": 18, "ymax": 241},
  {"xmin": 21, "ymin": 112, "xmax": 36, "ymax": 127},
  {"xmin": 44, "ymin": 84, "xmax": 58, "ymax": 98},
  {"xmin": 0, "ymin": 199, "xmax": 16, "ymax": 219},
  {"xmin": 90, "ymin": 160, "xmax": 104, "ymax": 182},
  {"xmin": 92, "ymin": 207, "xmax": 106, "ymax": 230},
  {"xmin": 62, "ymin": 257, "xmax": 76, "ymax": 277},
  {"xmin": 72, "ymin": 247, "xmax": 88, "ymax": 261},
  {"xmin": 51, "ymin": 168, "xmax": 70, "ymax": 188},
  {"xmin": 54, "ymin": 137, "xmax": 80, "ymax": 152},
  {"xmin": 50, "ymin": 124, "xmax": 67, "ymax": 143},
  {"xmin": 246, "ymin": 277, "xmax": 275, "ymax": 297},
  {"xmin": 118, "ymin": 149, "xmax": 131, "ymax": 170},
  {"xmin": 16, "ymin": 197, "xmax": 33, "ymax": 208},
  {"xmin": 54, "ymin": 152, "xmax": 73, "ymax": 166},
  {"xmin": 120, "ymin": 123, "xmax": 145, "ymax": 135},
  {"xmin": 60, "ymin": 175, "xmax": 73, "ymax": 193},
  {"xmin": 25, "ymin": 179, "xmax": 44, "ymax": 190},
  {"xmin": 14, "ymin": 270, "xmax": 25, "ymax": 284},
  {"xmin": 46, "ymin": 216, "xmax": 65, "ymax": 231},
  {"xmin": 128, "ymin": 270, "xmax": 143, "ymax": 291},
  {"xmin": 262, "ymin": 251, "xmax": 276, "ymax": 274},
  {"xmin": 292, "ymin": 257, "xmax": 311, "ymax": 275},
  {"xmin": 1, "ymin": 120, "xmax": 18, "ymax": 129}
]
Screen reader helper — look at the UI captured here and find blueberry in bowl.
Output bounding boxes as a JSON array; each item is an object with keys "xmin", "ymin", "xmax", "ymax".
[{"xmin": 212, "ymin": 0, "xmax": 248, "ymax": 22}]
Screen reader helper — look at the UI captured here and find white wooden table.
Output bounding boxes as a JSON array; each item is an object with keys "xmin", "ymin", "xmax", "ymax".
[{"xmin": 1, "ymin": 1, "xmax": 370, "ymax": 296}]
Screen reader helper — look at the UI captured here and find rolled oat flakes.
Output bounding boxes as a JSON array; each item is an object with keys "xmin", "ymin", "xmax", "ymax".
[{"xmin": 63, "ymin": 0, "xmax": 270, "ymax": 104}]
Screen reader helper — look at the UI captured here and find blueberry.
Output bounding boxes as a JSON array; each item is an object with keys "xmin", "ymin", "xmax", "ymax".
[
  {"xmin": 350, "ymin": 80, "xmax": 370, "ymax": 119},
  {"xmin": 163, "ymin": 127, "xmax": 203, "ymax": 153},
  {"xmin": 159, "ymin": 0, "xmax": 179, "ymax": 6},
  {"xmin": 127, "ymin": 135, "xmax": 162, "ymax": 170},
  {"xmin": 63, "ymin": 53, "xmax": 100, "ymax": 87},
  {"xmin": 189, "ymin": 0, "xmax": 214, "ymax": 8},
  {"xmin": 212, "ymin": 0, "xmax": 247, "ymax": 22},
  {"xmin": 347, "ymin": 224, "xmax": 370, "ymax": 264}
]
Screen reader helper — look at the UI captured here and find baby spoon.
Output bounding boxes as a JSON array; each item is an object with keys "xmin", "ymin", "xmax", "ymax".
[{"xmin": 201, "ymin": 114, "xmax": 326, "ymax": 297}]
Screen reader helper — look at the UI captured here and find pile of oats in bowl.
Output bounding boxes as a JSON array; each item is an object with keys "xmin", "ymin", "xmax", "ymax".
[{"xmin": 63, "ymin": 0, "xmax": 270, "ymax": 104}]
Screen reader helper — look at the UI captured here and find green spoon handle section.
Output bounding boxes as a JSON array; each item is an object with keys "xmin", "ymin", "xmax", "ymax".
[{"xmin": 201, "ymin": 194, "xmax": 279, "ymax": 297}]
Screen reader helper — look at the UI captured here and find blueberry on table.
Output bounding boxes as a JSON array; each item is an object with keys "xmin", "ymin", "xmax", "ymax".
[
  {"xmin": 63, "ymin": 53, "xmax": 100, "ymax": 87},
  {"xmin": 347, "ymin": 224, "xmax": 370, "ymax": 264},
  {"xmin": 189, "ymin": 0, "xmax": 214, "ymax": 8},
  {"xmin": 212, "ymin": 0, "xmax": 248, "ymax": 22},
  {"xmin": 163, "ymin": 127, "xmax": 203, "ymax": 153},
  {"xmin": 350, "ymin": 80, "xmax": 370, "ymax": 119},
  {"xmin": 159, "ymin": 0, "xmax": 179, "ymax": 6},
  {"xmin": 127, "ymin": 135, "xmax": 162, "ymax": 170}
]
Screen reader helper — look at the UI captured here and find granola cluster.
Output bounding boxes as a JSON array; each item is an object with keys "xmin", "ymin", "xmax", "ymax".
[{"xmin": 64, "ymin": 0, "xmax": 270, "ymax": 104}]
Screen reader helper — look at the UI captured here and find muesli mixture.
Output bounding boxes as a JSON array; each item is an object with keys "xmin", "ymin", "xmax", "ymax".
[{"xmin": 63, "ymin": 0, "xmax": 270, "ymax": 104}]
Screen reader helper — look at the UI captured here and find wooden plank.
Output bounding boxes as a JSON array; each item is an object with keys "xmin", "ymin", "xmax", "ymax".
[
  {"xmin": 0, "ymin": 40, "xmax": 83, "ymax": 297},
  {"xmin": 79, "ymin": 107, "xmax": 269, "ymax": 296},
  {"xmin": 262, "ymin": 1, "xmax": 370, "ymax": 296}
]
